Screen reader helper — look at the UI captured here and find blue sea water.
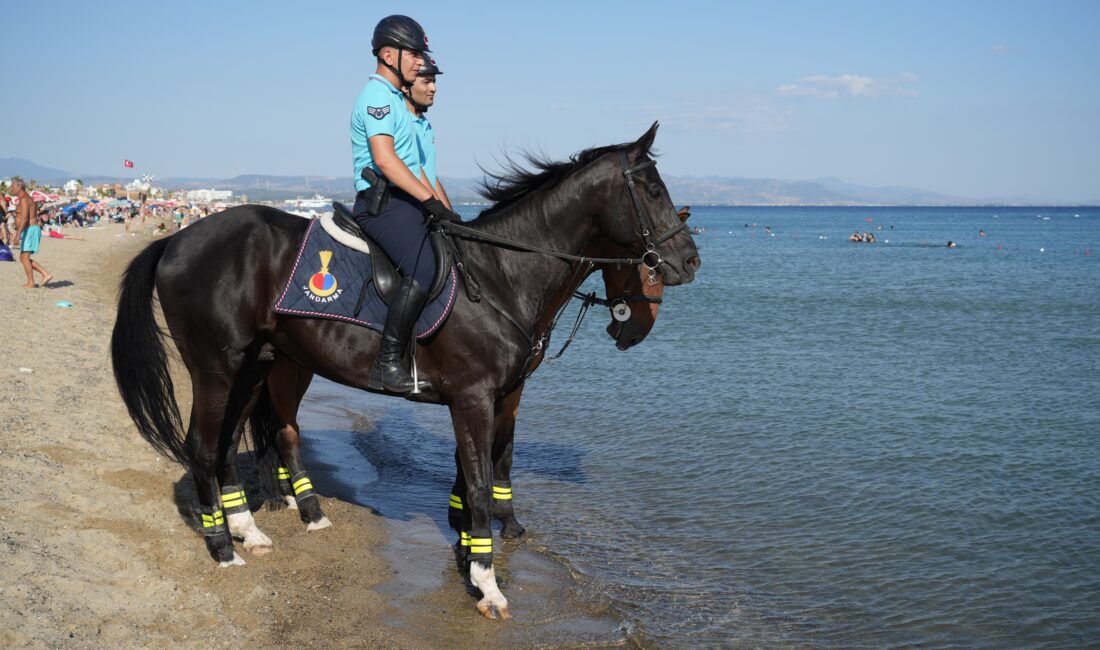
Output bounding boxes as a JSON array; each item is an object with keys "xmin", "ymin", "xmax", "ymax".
[{"xmin": 301, "ymin": 206, "xmax": 1100, "ymax": 648}]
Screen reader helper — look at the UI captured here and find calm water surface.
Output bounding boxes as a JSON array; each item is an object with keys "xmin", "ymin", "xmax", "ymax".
[{"xmin": 302, "ymin": 207, "xmax": 1099, "ymax": 648}]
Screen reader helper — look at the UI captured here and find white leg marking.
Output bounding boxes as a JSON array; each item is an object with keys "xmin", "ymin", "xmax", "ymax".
[
  {"xmin": 218, "ymin": 551, "xmax": 246, "ymax": 567},
  {"xmin": 306, "ymin": 516, "xmax": 333, "ymax": 532},
  {"xmin": 227, "ymin": 511, "xmax": 273, "ymax": 555},
  {"xmin": 469, "ymin": 561, "xmax": 511, "ymax": 620},
  {"xmin": 284, "ymin": 495, "xmax": 299, "ymax": 510}
]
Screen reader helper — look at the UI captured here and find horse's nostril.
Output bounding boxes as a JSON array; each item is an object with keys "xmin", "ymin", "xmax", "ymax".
[{"xmin": 686, "ymin": 256, "xmax": 700, "ymax": 271}]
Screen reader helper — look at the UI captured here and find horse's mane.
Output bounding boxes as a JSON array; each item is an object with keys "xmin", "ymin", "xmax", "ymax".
[{"xmin": 477, "ymin": 140, "xmax": 655, "ymax": 217}]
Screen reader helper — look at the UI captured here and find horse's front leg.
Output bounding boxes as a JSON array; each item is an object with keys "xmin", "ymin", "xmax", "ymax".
[
  {"xmin": 451, "ymin": 400, "xmax": 511, "ymax": 620},
  {"xmin": 449, "ymin": 384, "xmax": 526, "ymax": 539}
]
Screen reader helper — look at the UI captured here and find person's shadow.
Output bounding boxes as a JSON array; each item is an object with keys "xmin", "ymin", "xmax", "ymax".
[{"xmin": 43, "ymin": 280, "xmax": 75, "ymax": 289}]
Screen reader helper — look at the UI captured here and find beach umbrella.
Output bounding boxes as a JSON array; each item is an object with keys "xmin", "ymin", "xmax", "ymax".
[{"xmin": 30, "ymin": 190, "xmax": 51, "ymax": 202}]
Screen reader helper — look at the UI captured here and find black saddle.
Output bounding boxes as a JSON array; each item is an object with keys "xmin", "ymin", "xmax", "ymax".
[{"xmin": 331, "ymin": 202, "xmax": 451, "ymax": 304}]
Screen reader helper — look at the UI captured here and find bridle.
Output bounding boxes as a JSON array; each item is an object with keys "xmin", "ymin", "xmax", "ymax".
[
  {"xmin": 428, "ymin": 149, "xmax": 686, "ymax": 394},
  {"xmin": 433, "ymin": 150, "xmax": 688, "ymax": 284},
  {"xmin": 617, "ymin": 149, "xmax": 688, "ymax": 285}
]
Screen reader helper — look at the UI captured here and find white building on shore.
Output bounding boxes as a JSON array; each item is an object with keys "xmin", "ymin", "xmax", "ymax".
[{"xmin": 186, "ymin": 189, "xmax": 234, "ymax": 202}]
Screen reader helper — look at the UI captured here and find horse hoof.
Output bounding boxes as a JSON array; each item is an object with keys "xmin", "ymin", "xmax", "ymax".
[
  {"xmin": 218, "ymin": 552, "xmax": 246, "ymax": 567},
  {"xmin": 306, "ymin": 516, "xmax": 332, "ymax": 532},
  {"xmin": 499, "ymin": 522, "xmax": 526, "ymax": 539},
  {"xmin": 476, "ymin": 598, "xmax": 511, "ymax": 621},
  {"xmin": 284, "ymin": 495, "xmax": 299, "ymax": 510}
]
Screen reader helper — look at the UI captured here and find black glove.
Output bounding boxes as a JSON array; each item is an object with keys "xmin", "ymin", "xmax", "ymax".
[{"xmin": 422, "ymin": 198, "xmax": 462, "ymax": 224}]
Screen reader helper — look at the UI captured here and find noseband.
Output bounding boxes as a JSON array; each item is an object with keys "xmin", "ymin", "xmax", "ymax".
[{"xmin": 618, "ymin": 150, "xmax": 688, "ymax": 284}]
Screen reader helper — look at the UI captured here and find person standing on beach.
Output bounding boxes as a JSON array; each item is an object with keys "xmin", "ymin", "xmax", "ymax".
[
  {"xmin": 403, "ymin": 55, "xmax": 453, "ymax": 209},
  {"xmin": 0, "ymin": 193, "xmax": 11, "ymax": 245},
  {"xmin": 11, "ymin": 179, "xmax": 53, "ymax": 288},
  {"xmin": 349, "ymin": 15, "xmax": 461, "ymax": 394}
]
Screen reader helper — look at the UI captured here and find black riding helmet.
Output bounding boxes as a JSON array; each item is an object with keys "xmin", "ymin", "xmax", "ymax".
[
  {"xmin": 372, "ymin": 15, "xmax": 430, "ymax": 88},
  {"xmin": 417, "ymin": 55, "xmax": 442, "ymax": 76}
]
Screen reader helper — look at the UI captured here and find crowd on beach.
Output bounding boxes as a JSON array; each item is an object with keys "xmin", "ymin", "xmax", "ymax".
[{"xmin": 2, "ymin": 176, "xmax": 228, "ymax": 288}]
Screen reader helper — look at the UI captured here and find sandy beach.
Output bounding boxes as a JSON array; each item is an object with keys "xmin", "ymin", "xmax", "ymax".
[{"xmin": 0, "ymin": 222, "xmax": 451, "ymax": 649}]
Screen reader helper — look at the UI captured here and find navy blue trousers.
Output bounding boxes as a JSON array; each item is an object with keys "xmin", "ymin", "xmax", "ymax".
[{"xmin": 353, "ymin": 190, "xmax": 436, "ymax": 289}]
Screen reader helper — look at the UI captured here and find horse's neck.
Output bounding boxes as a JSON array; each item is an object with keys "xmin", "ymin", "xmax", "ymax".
[{"xmin": 466, "ymin": 178, "xmax": 602, "ymax": 331}]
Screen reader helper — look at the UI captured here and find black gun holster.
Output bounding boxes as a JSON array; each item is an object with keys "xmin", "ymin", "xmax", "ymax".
[{"xmin": 360, "ymin": 166, "xmax": 391, "ymax": 216}]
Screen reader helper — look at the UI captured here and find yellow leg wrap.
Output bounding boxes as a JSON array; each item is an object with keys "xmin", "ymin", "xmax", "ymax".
[
  {"xmin": 449, "ymin": 494, "xmax": 463, "ymax": 509},
  {"xmin": 492, "ymin": 485, "xmax": 513, "ymax": 501}
]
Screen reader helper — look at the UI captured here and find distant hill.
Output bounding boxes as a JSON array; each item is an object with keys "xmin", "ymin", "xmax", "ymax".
[
  {"xmin": 0, "ymin": 158, "xmax": 73, "ymax": 181},
  {"xmin": 4, "ymin": 157, "xmax": 1094, "ymax": 205}
]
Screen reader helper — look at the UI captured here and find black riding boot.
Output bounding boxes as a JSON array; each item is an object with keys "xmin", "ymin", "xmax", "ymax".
[{"xmin": 368, "ymin": 276, "xmax": 434, "ymax": 394}]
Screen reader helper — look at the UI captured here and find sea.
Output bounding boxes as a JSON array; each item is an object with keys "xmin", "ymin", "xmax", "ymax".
[{"xmin": 295, "ymin": 206, "xmax": 1099, "ymax": 648}]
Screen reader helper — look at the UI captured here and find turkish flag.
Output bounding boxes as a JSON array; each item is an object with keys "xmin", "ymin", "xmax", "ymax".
[{"xmin": 124, "ymin": 159, "xmax": 135, "ymax": 168}]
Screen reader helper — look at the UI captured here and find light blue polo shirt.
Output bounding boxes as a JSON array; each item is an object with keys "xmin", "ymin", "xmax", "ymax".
[
  {"xmin": 414, "ymin": 115, "xmax": 436, "ymax": 187},
  {"xmin": 350, "ymin": 74, "xmax": 422, "ymax": 191}
]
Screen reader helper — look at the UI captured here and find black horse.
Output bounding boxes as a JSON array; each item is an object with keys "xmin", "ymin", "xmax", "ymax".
[
  {"xmin": 111, "ymin": 123, "xmax": 699, "ymax": 619},
  {"xmin": 247, "ymin": 221, "xmax": 680, "ymax": 541}
]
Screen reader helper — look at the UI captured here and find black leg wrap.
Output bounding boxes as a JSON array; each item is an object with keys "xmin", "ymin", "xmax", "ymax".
[
  {"xmin": 198, "ymin": 505, "xmax": 226, "ymax": 536},
  {"xmin": 465, "ymin": 529, "xmax": 493, "ymax": 563},
  {"xmin": 290, "ymin": 471, "xmax": 317, "ymax": 503},
  {"xmin": 275, "ymin": 466, "xmax": 293, "ymax": 495},
  {"xmin": 219, "ymin": 484, "xmax": 250, "ymax": 516}
]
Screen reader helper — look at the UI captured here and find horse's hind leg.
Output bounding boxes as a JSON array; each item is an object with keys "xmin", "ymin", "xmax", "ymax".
[
  {"xmin": 268, "ymin": 360, "xmax": 330, "ymax": 531},
  {"xmin": 186, "ymin": 358, "xmax": 251, "ymax": 566},
  {"xmin": 221, "ymin": 359, "xmax": 274, "ymax": 556}
]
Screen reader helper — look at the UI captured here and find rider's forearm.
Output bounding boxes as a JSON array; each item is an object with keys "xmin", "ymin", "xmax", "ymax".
[
  {"xmin": 372, "ymin": 149, "xmax": 434, "ymax": 202},
  {"xmin": 436, "ymin": 179, "xmax": 452, "ymax": 210}
]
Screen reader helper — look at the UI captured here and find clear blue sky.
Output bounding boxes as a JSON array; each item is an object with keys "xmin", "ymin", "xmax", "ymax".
[{"xmin": 6, "ymin": 0, "xmax": 1098, "ymax": 201}]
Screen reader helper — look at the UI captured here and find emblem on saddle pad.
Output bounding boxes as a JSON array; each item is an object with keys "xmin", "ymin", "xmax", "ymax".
[
  {"xmin": 303, "ymin": 250, "xmax": 343, "ymax": 302},
  {"xmin": 367, "ymin": 105, "xmax": 390, "ymax": 120}
]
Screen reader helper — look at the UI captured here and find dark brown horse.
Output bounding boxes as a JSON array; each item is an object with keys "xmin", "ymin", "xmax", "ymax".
[{"xmin": 111, "ymin": 124, "xmax": 699, "ymax": 619}]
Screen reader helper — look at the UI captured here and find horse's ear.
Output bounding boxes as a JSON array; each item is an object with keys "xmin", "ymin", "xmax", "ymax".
[
  {"xmin": 635, "ymin": 121, "xmax": 659, "ymax": 154},
  {"xmin": 677, "ymin": 206, "xmax": 691, "ymax": 222}
]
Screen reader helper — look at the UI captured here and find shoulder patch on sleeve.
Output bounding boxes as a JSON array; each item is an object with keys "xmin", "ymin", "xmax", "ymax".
[{"xmin": 367, "ymin": 106, "xmax": 391, "ymax": 120}]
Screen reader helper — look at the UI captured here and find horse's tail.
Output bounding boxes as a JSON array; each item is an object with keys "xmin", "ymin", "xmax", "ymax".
[
  {"xmin": 249, "ymin": 383, "xmax": 287, "ymax": 510},
  {"xmin": 111, "ymin": 238, "xmax": 189, "ymax": 466}
]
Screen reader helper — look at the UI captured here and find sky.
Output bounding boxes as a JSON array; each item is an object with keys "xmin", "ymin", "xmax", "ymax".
[{"xmin": 5, "ymin": 0, "xmax": 1099, "ymax": 202}]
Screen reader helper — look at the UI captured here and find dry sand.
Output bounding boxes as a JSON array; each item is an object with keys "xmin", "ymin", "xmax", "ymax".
[{"xmin": 0, "ymin": 222, "xmax": 456, "ymax": 649}]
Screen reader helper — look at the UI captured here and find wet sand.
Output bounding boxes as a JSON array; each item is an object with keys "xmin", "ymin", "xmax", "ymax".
[{"xmin": 0, "ymin": 220, "xmax": 628, "ymax": 648}]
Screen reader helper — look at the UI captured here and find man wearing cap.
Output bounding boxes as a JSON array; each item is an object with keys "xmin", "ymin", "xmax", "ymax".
[{"xmin": 350, "ymin": 15, "xmax": 461, "ymax": 394}]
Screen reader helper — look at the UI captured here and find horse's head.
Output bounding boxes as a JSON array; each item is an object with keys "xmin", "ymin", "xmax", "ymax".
[
  {"xmin": 594, "ymin": 123, "xmax": 700, "ymax": 287},
  {"xmin": 600, "ymin": 206, "xmax": 690, "ymax": 349}
]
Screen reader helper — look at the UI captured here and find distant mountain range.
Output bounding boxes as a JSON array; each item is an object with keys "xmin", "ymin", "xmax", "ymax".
[{"xmin": 2, "ymin": 157, "xmax": 1094, "ymax": 206}]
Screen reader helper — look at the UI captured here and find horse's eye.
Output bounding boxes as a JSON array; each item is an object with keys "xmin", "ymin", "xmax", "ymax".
[{"xmin": 648, "ymin": 186, "xmax": 662, "ymax": 199}]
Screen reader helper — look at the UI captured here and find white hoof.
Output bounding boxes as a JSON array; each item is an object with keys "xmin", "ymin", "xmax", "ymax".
[
  {"xmin": 284, "ymin": 495, "xmax": 299, "ymax": 510},
  {"xmin": 306, "ymin": 516, "xmax": 332, "ymax": 532},
  {"xmin": 218, "ymin": 552, "xmax": 246, "ymax": 567},
  {"xmin": 228, "ymin": 511, "xmax": 274, "ymax": 555},
  {"xmin": 469, "ymin": 561, "xmax": 510, "ymax": 620}
]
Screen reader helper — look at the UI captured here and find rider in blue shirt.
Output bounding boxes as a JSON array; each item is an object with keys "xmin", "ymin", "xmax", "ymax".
[
  {"xmin": 403, "ymin": 55, "xmax": 452, "ymax": 209},
  {"xmin": 349, "ymin": 15, "xmax": 461, "ymax": 395}
]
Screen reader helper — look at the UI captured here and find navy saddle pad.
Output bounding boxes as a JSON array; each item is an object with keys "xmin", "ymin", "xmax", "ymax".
[{"xmin": 274, "ymin": 218, "xmax": 457, "ymax": 339}]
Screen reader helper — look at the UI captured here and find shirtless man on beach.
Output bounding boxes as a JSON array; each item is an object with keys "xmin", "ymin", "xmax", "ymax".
[{"xmin": 11, "ymin": 179, "xmax": 53, "ymax": 288}]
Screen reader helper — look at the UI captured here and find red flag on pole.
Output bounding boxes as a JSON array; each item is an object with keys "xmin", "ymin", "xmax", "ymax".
[{"xmin": 124, "ymin": 159, "xmax": 135, "ymax": 168}]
